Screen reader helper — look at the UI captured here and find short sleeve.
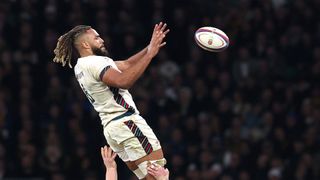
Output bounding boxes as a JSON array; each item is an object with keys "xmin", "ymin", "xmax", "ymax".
[{"xmin": 88, "ymin": 57, "xmax": 113, "ymax": 81}]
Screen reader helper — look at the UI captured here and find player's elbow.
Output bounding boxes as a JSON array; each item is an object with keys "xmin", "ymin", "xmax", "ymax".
[
  {"xmin": 115, "ymin": 76, "xmax": 135, "ymax": 89},
  {"xmin": 118, "ymin": 81, "xmax": 133, "ymax": 89},
  {"xmin": 102, "ymin": 73, "xmax": 133, "ymax": 89}
]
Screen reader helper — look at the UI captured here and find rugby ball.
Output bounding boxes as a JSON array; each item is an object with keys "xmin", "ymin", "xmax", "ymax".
[{"xmin": 194, "ymin": 27, "xmax": 229, "ymax": 52}]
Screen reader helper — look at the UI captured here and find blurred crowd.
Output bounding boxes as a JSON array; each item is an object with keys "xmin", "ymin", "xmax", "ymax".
[{"xmin": 0, "ymin": 0, "xmax": 320, "ymax": 179}]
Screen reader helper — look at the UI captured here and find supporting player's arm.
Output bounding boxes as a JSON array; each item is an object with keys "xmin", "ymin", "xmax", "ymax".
[
  {"xmin": 147, "ymin": 162, "xmax": 170, "ymax": 180},
  {"xmin": 101, "ymin": 22, "xmax": 169, "ymax": 89},
  {"xmin": 101, "ymin": 146, "xmax": 118, "ymax": 180}
]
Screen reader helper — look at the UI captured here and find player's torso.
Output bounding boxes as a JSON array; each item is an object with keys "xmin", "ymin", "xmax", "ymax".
[
  {"xmin": 74, "ymin": 56, "xmax": 114, "ymax": 106},
  {"xmin": 74, "ymin": 56, "xmax": 138, "ymax": 124}
]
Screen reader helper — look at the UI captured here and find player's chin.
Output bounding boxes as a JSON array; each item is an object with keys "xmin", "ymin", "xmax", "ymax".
[
  {"xmin": 101, "ymin": 47, "xmax": 109, "ymax": 55},
  {"xmin": 101, "ymin": 46, "xmax": 107, "ymax": 51}
]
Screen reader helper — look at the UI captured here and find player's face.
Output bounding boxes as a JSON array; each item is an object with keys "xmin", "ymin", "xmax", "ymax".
[{"xmin": 88, "ymin": 29, "xmax": 109, "ymax": 56}]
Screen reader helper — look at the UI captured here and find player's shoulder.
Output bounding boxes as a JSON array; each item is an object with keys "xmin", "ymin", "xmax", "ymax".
[
  {"xmin": 77, "ymin": 55, "xmax": 113, "ymax": 65},
  {"xmin": 80, "ymin": 55, "xmax": 112, "ymax": 61}
]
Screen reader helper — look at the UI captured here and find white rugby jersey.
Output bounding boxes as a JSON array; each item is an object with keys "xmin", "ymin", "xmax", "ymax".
[{"xmin": 74, "ymin": 55, "xmax": 139, "ymax": 126}]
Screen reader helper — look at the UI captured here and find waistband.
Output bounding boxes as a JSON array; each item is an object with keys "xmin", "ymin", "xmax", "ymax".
[{"xmin": 104, "ymin": 111, "xmax": 134, "ymax": 128}]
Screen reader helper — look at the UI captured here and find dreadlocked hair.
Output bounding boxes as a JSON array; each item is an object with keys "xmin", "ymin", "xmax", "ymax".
[{"xmin": 53, "ymin": 25, "xmax": 91, "ymax": 68}]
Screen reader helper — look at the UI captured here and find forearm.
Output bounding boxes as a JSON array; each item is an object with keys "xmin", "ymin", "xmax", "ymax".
[
  {"xmin": 102, "ymin": 52, "xmax": 154, "ymax": 89},
  {"xmin": 126, "ymin": 47, "xmax": 148, "ymax": 65},
  {"xmin": 102, "ymin": 22, "xmax": 168, "ymax": 89},
  {"xmin": 106, "ymin": 168, "xmax": 117, "ymax": 180},
  {"xmin": 116, "ymin": 47, "xmax": 148, "ymax": 71},
  {"xmin": 118, "ymin": 53, "xmax": 153, "ymax": 88}
]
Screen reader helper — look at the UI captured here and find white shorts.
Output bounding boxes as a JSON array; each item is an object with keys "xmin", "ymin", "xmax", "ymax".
[{"xmin": 103, "ymin": 114, "xmax": 162, "ymax": 162}]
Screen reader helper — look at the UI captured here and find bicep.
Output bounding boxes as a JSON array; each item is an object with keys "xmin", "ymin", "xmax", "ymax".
[
  {"xmin": 115, "ymin": 61, "xmax": 129, "ymax": 72},
  {"xmin": 100, "ymin": 66, "xmax": 127, "ymax": 88}
]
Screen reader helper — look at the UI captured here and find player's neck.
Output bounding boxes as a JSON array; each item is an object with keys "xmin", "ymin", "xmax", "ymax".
[{"xmin": 79, "ymin": 50, "xmax": 94, "ymax": 58}]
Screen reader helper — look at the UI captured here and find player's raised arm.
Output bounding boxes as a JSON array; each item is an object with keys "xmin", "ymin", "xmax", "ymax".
[
  {"xmin": 101, "ymin": 22, "xmax": 169, "ymax": 89},
  {"xmin": 146, "ymin": 22, "xmax": 169, "ymax": 57},
  {"xmin": 115, "ymin": 22, "xmax": 169, "ymax": 72},
  {"xmin": 115, "ymin": 47, "xmax": 148, "ymax": 72}
]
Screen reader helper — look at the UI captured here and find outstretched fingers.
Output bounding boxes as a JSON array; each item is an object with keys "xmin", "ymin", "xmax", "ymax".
[
  {"xmin": 159, "ymin": 42, "xmax": 167, "ymax": 47},
  {"xmin": 101, "ymin": 145, "xmax": 118, "ymax": 169},
  {"xmin": 154, "ymin": 22, "xmax": 169, "ymax": 34},
  {"xmin": 157, "ymin": 31, "xmax": 168, "ymax": 48},
  {"xmin": 101, "ymin": 147, "xmax": 105, "ymax": 159},
  {"xmin": 158, "ymin": 22, "xmax": 169, "ymax": 47},
  {"xmin": 107, "ymin": 146, "xmax": 112, "ymax": 157},
  {"xmin": 160, "ymin": 22, "xmax": 167, "ymax": 32},
  {"xmin": 151, "ymin": 30, "xmax": 164, "ymax": 46},
  {"xmin": 163, "ymin": 29, "xmax": 170, "ymax": 36},
  {"xmin": 148, "ymin": 22, "xmax": 170, "ymax": 57},
  {"xmin": 153, "ymin": 24, "xmax": 159, "ymax": 35}
]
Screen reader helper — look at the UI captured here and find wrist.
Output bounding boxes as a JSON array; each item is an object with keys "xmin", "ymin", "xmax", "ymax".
[{"xmin": 145, "ymin": 51, "xmax": 155, "ymax": 59}]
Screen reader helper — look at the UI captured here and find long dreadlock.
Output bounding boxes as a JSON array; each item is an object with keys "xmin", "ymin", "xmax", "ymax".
[{"xmin": 53, "ymin": 25, "xmax": 91, "ymax": 68}]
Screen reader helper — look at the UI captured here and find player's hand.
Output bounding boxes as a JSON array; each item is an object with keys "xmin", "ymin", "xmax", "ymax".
[
  {"xmin": 101, "ymin": 145, "xmax": 117, "ymax": 169},
  {"xmin": 147, "ymin": 22, "xmax": 170, "ymax": 58},
  {"xmin": 147, "ymin": 162, "xmax": 169, "ymax": 180}
]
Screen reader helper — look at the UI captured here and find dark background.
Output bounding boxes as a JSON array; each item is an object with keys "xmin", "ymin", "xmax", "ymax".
[{"xmin": 0, "ymin": 0, "xmax": 320, "ymax": 179}]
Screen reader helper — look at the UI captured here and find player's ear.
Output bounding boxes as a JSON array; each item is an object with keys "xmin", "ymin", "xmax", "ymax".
[
  {"xmin": 76, "ymin": 33, "xmax": 91, "ymax": 49},
  {"xmin": 81, "ymin": 41, "xmax": 91, "ymax": 49}
]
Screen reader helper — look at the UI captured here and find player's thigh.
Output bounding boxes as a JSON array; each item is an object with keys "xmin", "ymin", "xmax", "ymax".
[
  {"xmin": 134, "ymin": 148, "xmax": 164, "ymax": 165},
  {"xmin": 125, "ymin": 161, "xmax": 138, "ymax": 171},
  {"xmin": 104, "ymin": 115, "xmax": 163, "ymax": 161},
  {"xmin": 121, "ymin": 116, "xmax": 163, "ymax": 161}
]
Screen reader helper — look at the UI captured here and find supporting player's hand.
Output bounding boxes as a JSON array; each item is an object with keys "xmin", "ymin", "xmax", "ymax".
[
  {"xmin": 147, "ymin": 162, "xmax": 170, "ymax": 180},
  {"xmin": 101, "ymin": 145, "xmax": 117, "ymax": 169},
  {"xmin": 147, "ymin": 22, "xmax": 170, "ymax": 58}
]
